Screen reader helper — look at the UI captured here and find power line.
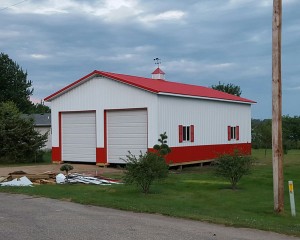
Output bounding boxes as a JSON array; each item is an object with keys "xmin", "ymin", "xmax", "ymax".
[{"xmin": 0, "ymin": 0, "xmax": 28, "ymax": 12}]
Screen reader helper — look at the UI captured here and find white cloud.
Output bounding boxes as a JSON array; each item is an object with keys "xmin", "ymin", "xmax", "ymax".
[
  {"xmin": 0, "ymin": 30, "xmax": 20, "ymax": 39},
  {"xmin": 5, "ymin": 0, "xmax": 142, "ymax": 20},
  {"xmin": 229, "ymin": 0, "xmax": 298, "ymax": 8},
  {"xmin": 30, "ymin": 54, "xmax": 49, "ymax": 59},
  {"xmin": 165, "ymin": 59, "xmax": 235, "ymax": 74},
  {"xmin": 97, "ymin": 53, "xmax": 135, "ymax": 62},
  {"xmin": 87, "ymin": 0, "xmax": 143, "ymax": 22},
  {"xmin": 7, "ymin": 0, "xmax": 73, "ymax": 15},
  {"xmin": 140, "ymin": 10, "xmax": 185, "ymax": 23},
  {"xmin": 4, "ymin": 0, "xmax": 185, "ymax": 25},
  {"xmin": 134, "ymin": 45, "xmax": 155, "ymax": 53},
  {"xmin": 247, "ymin": 30, "xmax": 270, "ymax": 43},
  {"xmin": 284, "ymin": 86, "xmax": 300, "ymax": 91}
]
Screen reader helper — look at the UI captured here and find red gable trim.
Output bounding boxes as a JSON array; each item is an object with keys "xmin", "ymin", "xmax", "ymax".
[
  {"xmin": 44, "ymin": 70, "xmax": 99, "ymax": 101},
  {"xmin": 45, "ymin": 70, "xmax": 256, "ymax": 104}
]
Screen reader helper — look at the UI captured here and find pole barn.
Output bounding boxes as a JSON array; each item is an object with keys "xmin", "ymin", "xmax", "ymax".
[{"xmin": 45, "ymin": 69, "xmax": 255, "ymax": 166}]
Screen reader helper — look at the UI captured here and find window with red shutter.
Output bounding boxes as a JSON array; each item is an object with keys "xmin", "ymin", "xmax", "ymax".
[
  {"xmin": 228, "ymin": 126, "xmax": 231, "ymax": 141},
  {"xmin": 190, "ymin": 125, "xmax": 194, "ymax": 142},
  {"xmin": 179, "ymin": 125, "xmax": 194, "ymax": 143},
  {"xmin": 236, "ymin": 126, "xmax": 239, "ymax": 140},
  {"xmin": 179, "ymin": 125, "xmax": 183, "ymax": 143}
]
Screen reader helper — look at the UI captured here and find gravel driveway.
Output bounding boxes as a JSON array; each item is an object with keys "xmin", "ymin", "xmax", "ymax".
[{"xmin": 0, "ymin": 193, "xmax": 299, "ymax": 240}]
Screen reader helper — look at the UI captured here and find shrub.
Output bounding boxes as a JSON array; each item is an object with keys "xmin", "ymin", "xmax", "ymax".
[
  {"xmin": 123, "ymin": 133, "xmax": 170, "ymax": 194},
  {"xmin": 214, "ymin": 150, "xmax": 253, "ymax": 190},
  {"xmin": 60, "ymin": 164, "xmax": 74, "ymax": 182},
  {"xmin": 123, "ymin": 151, "xmax": 168, "ymax": 194},
  {"xmin": 0, "ymin": 102, "xmax": 47, "ymax": 163},
  {"xmin": 153, "ymin": 132, "xmax": 171, "ymax": 157}
]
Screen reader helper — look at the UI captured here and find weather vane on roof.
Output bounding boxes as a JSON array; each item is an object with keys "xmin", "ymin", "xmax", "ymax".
[{"xmin": 153, "ymin": 58, "xmax": 162, "ymax": 68}]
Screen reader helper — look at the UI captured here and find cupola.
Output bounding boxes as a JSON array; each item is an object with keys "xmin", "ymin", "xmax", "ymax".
[
  {"xmin": 152, "ymin": 67, "xmax": 165, "ymax": 80},
  {"xmin": 152, "ymin": 57, "xmax": 165, "ymax": 80}
]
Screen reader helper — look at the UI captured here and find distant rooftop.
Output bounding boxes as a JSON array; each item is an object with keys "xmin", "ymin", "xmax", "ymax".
[{"xmin": 22, "ymin": 113, "xmax": 51, "ymax": 126}]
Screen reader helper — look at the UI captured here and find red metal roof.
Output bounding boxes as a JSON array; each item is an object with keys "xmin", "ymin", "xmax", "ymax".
[
  {"xmin": 44, "ymin": 70, "xmax": 255, "ymax": 104},
  {"xmin": 152, "ymin": 67, "xmax": 165, "ymax": 74}
]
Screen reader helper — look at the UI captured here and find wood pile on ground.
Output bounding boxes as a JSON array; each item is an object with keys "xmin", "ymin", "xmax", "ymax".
[{"xmin": 0, "ymin": 170, "xmax": 122, "ymax": 186}]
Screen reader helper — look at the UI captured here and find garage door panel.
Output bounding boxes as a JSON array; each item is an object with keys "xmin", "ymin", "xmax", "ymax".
[
  {"xmin": 107, "ymin": 109, "xmax": 147, "ymax": 164},
  {"xmin": 108, "ymin": 123, "xmax": 147, "ymax": 130},
  {"xmin": 64, "ymin": 147, "xmax": 96, "ymax": 152},
  {"xmin": 61, "ymin": 153, "xmax": 95, "ymax": 162},
  {"xmin": 64, "ymin": 143, "xmax": 95, "ymax": 148},
  {"xmin": 108, "ymin": 126, "xmax": 147, "ymax": 134},
  {"xmin": 64, "ymin": 125, "xmax": 95, "ymax": 134},
  {"xmin": 62, "ymin": 112, "xmax": 96, "ymax": 163},
  {"xmin": 63, "ymin": 137, "xmax": 96, "ymax": 144},
  {"xmin": 108, "ymin": 133, "xmax": 147, "ymax": 139},
  {"xmin": 107, "ymin": 149, "xmax": 145, "ymax": 160},
  {"xmin": 108, "ymin": 138, "xmax": 146, "ymax": 145}
]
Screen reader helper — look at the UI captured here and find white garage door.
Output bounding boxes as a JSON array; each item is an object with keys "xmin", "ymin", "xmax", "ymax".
[
  {"xmin": 107, "ymin": 109, "xmax": 147, "ymax": 164},
  {"xmin": 62, "ymin": 112, "xmax": 96, "ymax": 163}
]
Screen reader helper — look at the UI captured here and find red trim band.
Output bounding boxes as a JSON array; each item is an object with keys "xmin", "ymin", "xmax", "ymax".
[{"xmin": 149, "ymin": 143, "xmax": 251, "ymax": 164}]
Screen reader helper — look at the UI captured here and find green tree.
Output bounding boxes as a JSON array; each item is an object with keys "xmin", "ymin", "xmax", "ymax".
[
  {"xmin": 252, "ymin": 119, "xmax": 272, "ymax": 155},
  {"xmin": 123, "ymin": 133, "xmax": 170, "ymax": 194},
  {"xmin": 211, "ymin": 81, "xmax": 242, "ymax": 96},
  {"xmin": 0, "ymin": 53, "xmax": 33, "ymax": 113},
  {"xmin": 153, "ymin": 132, "xmax": 171, "ymax": 156},
  {"xmin": 283, "ymin": 115, "xmax": 300, "ymax": 150},
  {"xmin": 0, "ymin": 102, "xmax": 47, "ymax": 163},
  {"xmin": 60, "ymin": 164, "xmax": 74, "ymax": 182},
  {"xmin": 214, "ymin": 150, "xmax": 253, "ymax": 190},
  {"xmin": 31, "ymin": 102, "xmax": 51, "ymax": 114}
]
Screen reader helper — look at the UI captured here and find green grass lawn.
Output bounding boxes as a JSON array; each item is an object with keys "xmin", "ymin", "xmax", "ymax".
[{"xmin": 1, "ymin": 149, "xmax": 300, "ymax": 236}]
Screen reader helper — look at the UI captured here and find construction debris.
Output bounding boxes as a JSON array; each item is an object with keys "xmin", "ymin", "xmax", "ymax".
[
  {"xmin": 0, "ymin": 176, "xmax": 33, "ymax": 187},
  {"xmin": 0, "ymin": 170, "xmax": 122, "ymax": 186},
  {"xmin": 0, "ymin": 177, "xmax": 9, "ymax": 183},
  {"xmin": 57, "ymin": 173, "xmax": 122, "ymax": 185},
  {"xmin": 8, "ymin": 171, "xmax": 56, "ymax": 181}
]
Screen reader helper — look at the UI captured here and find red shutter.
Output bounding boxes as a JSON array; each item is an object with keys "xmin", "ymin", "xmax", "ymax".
[
  {"xmin": 190, "ymin": 125, "xmax": 194, "ymax": 142},
  {"xmin": 236, "ymin": 126, "xmax": 239, "ymax": 140},
  {"xmin": 179, "ymin": 125, "xmax": 183, "ymax": 143},
  {"xmin": 228, "ymin": 126, "xmax": 231, "ymax": 141}
]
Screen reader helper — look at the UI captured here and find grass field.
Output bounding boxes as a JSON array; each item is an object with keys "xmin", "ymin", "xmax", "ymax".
[{"xmin": 1, "ymin": 149, "xmax": 300, "ymax": 236}]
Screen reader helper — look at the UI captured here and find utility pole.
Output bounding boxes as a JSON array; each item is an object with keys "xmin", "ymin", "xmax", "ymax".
[{"xmin": 272, "ymin": 0, "xmax": 284, "ymax": 213}]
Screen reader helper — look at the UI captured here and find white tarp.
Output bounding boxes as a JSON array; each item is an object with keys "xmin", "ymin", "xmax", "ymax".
[
  {"xmin": 55, "ymin": 173, "xmax": 66, "ymax": 184},
  {"xmin": 0, "ymin": 176, "xmax": 33, "ymax": 187}
]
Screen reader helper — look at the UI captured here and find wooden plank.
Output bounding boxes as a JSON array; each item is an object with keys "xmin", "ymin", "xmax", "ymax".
[{"xmin": 9, "ymin": 174, "xmax": 54, "ymax": 180}]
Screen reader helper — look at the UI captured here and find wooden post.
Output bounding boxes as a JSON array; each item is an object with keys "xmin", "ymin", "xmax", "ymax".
[{"xmin": 272, "ymin": 0, "xmax": 284, "ymax": 213}]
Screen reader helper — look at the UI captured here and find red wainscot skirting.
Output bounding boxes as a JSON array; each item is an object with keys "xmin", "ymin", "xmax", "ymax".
[{"xmin": 149, "ymin": 143, "xmax": 251, "ymax": 165}]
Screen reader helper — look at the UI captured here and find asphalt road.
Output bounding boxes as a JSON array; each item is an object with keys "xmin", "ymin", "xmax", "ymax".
[{"xmin": 0, "ymin": 193, "xmax": 298, "ymax": 240}]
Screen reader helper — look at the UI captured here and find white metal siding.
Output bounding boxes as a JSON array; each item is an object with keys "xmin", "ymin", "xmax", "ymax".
[
  {"xmin": 107, "ymin": 109, "xmax": 147, "ymax": 164},
  {"xmin": 158, "ymin": 95, "xmax": 251, "ymax": 147},
  {"xmin": 62, "ymin": 112, "xmax": 96, "ymax": 162},
  {"xmin": 51, "ymin": 77, "xmax": 158, "ymax": 149}
]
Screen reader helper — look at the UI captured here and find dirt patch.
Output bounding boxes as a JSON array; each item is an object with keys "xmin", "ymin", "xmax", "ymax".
[{"xmin": 0, "ymin": 164, "xmax": 123, "ymax": 177}]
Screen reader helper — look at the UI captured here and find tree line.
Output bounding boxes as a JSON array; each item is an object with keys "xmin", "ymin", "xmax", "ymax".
[
  {"xmin": 0, "ymin": 52, "xmax": 50, "ymax": 114},
  {"xmin": 0, "ymin": 52, "xmax": 48, "ymax": 163},
  {"xmin": 252, "ymin": 116, "xmax": 300, "ymax": 153}
]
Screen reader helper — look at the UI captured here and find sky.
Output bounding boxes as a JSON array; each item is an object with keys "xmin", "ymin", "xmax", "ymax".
[{"xmin": 0, "ymin": 0, "xmax": 299, "ymax": 119}]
